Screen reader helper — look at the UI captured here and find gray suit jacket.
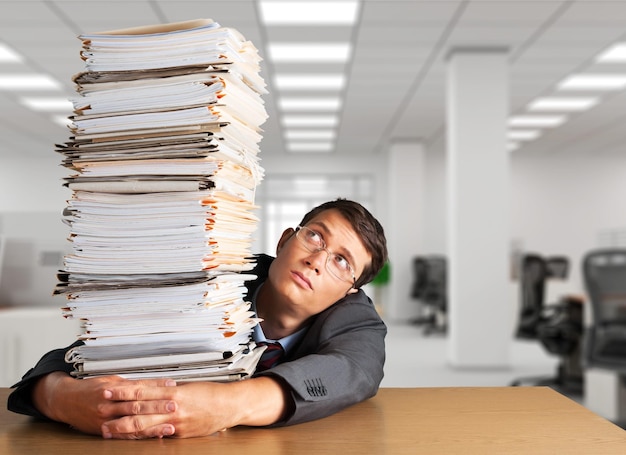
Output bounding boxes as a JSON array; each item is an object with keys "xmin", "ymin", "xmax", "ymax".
[
  {"xmin": 250, "ymin": 255, "xmax": 387, "ymax": 425},
  {"xmin": 7, "ymin": 254, "xmax": 387, "ymax": 426}
]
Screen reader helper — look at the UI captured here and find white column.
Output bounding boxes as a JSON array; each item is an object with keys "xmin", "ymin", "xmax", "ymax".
[
  {"xmin": 446, "ymin": 49, "xmax": 511, "ymax": 368},
  {"xmin": 386, "ymin": 141, "xmax": 425, "ymax": 322}
]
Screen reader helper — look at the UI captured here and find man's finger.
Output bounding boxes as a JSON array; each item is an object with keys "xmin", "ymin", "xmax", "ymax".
[
  {"xmin": 102, "ymin": 416, "xmax": 176, "ymax": 439},
  {"xmin": 110, "ymin": 399, "xmax": 177, "ymax": 416},
  {"xmin": 103, "ymin": 382, "xmax": 177, "ymax": 401}
]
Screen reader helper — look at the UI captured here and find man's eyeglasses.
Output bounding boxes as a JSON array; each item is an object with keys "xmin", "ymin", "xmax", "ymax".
[{"xmin": 295, "ymin": 226, "xmax": 356, "ymax": 286}]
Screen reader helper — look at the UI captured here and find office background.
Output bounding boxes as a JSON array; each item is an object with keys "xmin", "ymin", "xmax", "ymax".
[{"xmin": 1, "ymin": 0, "xmax": 626, "ymax": 420}]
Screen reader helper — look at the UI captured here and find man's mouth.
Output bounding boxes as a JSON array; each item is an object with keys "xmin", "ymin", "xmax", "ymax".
[{"xmin": 292, "ymin": 270, "xmax": 312, "ymax": 290}]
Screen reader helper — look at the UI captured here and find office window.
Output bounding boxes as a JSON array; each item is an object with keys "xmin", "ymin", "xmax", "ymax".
[{"xmin": 256, "ymin": 175, "xmax": 373, "ymax": 254}]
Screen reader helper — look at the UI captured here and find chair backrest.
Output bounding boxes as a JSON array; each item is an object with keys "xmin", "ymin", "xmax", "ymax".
[
  {"xmin": 411, "ymin": 257, "xmax": 429, "ymax": 299},
  {"xmin": 423, "ymin": 256, "xmax": 446, "ymax": 310},
  {"xmin": 411, "ymin": 255, "xmax": 446, "ymax": 310},
  {"xmin": 516, "ymin": 254, "xmax": 571, "ymax": 337},
  {"xmin": 520, "ymin": 254, "xmax": 547, "ymax": 316},
  {"xmin": 546, "ymin": 256, "xmax": 569, "ymax": 279},
  {"xmin": 583, "ymin": 249, "xmax": 626, "ymax": 326}
]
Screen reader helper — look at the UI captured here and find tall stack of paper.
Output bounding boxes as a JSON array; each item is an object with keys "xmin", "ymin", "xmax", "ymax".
[{"xmin": 55, "ymin": 19, "xmax": 268, "ymax": 382}]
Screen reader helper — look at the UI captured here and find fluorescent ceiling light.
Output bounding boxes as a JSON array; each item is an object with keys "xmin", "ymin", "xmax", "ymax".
[
  {"xmin": 0, "ymin": 74, "xmax": 61, "ymax": 90},
  {"xmin": 0, "ymin": 43, "xmax": 22, "ymax": 63},
  {"xmin": 20, "ymin": 96, "xmax": 72, "ymax": 111},
  {"xmin": 508, "ymin": 115, "xmax": 566, "ymax": 128},
  {"xmin": 287, "ymin": 142, "xmax": 334, "ymax": 152},
  {"xmin": 507, "ymin": 130, "xmax": 541, "ymax": 141},
  {"xmin": 528, "ymin": 97, "xmax": 599, "ymax": 112},
  {"xmin": 506, "ymin": 142, "xmax": 520, "ymax": 152},
  {"xmin": 285, "ymin": 129, "xmax": 336, "ymax": 140},
  {"xmin": 268, "ymin": 43, "xmax": 351, "ymax": 63},
  {"xmin": 282, "ymin": 115, "xmax": 338, "ymax": 127},
  {"xmin": 558, "ymin": 74, "xmax": 626, "ymax": 91},
  {"xmin": 279, "ymin": 97, "xmax": 341, "ymax": 111},
  {"xmin": 274, "ymin": 73, "xmax": 345, "ymax": 91},
  {"xmin": 52, "ymin": 115, "xmax": 72, "ymax": 127},
  {"xmin": 596, "ymin": 43, "xmax": 626, "ymax": 63},
  {"xmin": 260, "ymin": 1, "xmax": 359, "ymax": 25}
]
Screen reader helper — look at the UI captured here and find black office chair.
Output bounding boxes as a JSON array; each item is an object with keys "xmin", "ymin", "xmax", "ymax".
[
  {"xmin": 511, "ymin": 254, "xmax": 584, "ymax": 393},
  {"xmin": 410, "ymin": 255, "xmax": 446, "ymax": 335},
  {"xmin": 582, "ymin": 249, "xmax": 626, "ymax": 374},
  {"xmin": 515, "ymin": 254, "xmax": 549, "ymax": 339}
]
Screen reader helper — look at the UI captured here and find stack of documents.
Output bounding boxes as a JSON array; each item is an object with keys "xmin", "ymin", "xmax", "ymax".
[{"xmin": 55, "ymin": 19, "xmax": 268, "ymax": 382}]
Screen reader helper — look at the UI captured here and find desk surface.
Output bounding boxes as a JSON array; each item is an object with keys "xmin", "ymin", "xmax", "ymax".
[{"xmin": 2, "ymin": 387, "xmax": 625, "ymax": 454}]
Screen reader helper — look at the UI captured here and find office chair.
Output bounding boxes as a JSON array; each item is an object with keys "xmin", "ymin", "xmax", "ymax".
[
  {"xmin": 511, "ymin": 254, "xmax": 584, "ymax": 394},
  {"xmin": 410, "ymin": 255, "xmax": 447, "ymax": 335},
  {"xmin": 582, "ymin": 249, "xmax": 626, "ymax": 375}
]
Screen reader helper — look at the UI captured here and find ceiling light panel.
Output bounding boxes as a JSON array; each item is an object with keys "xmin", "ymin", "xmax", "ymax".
[
  {"xmin": 0, "ymin": 43, "xmax": 22, "ymax": 63},
  {"xmin": 506, "ymin": 142, "xmax": 520, "ymax": 152},
  {"xmin": 508, "ymin": 115, "xmax": 567, "ymax": 127},
  {"xmin": 527, "ymin": 97, "xmax": 599, "ymax": 112},
  {"xmin": 260, "ymin": 1, "xmax": 359, "ymax": 25},
  {"xmin": 507, "ymin": 130, "xmax": 542, "ymax": 141},
  {"xmin": 285, "ymin": 129, "xmax": 336, "ymax": 140},
  {"xmin": 287, "ymin": 142, "xmax": 335, "ymax": 152},
  {"xmin": 268, "ymin": 43, "xmax": 351, "ymax": 62},
  {"xmin": 20, "ymin": 96, "xmax": 72, "ymax": 111},
  {"xmin": 274, "ymin": 74, "xmax": 345, "ymax": 90},
  {"xmin": 596, "ymin": 43, "xmax": 626, "ymax": 63},
  {"xmin": 282, "ymin": 115, "xmax": 339, "ymax": 127},
  {"xmin": 52, "ymin": 115, "xmax": 72, "ymax": 127},
  {"xmin": 0, "ymin": 74, "xmax": 61, "ymax": 90},
  {"xmin": 558, "ymin": 74, "xmax": 626, "ymax": 90},
  {"xmin": 279, "ymin": 97, "xmax": 341, "ymax": 111}
]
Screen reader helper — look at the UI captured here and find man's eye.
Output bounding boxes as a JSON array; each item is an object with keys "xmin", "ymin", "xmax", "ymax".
[
  {"xmin": 307, "ymin": 230, "xmax": 321, "ymax": 242},
  {"xmin": 334, "ymin": 255, "xmax": 350, "ymax": 271}
]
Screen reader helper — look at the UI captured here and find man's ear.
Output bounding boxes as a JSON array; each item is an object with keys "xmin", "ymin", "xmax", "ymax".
[{"xmin": 276, "ymin": 227, "xmax": 296, "ymax": 255}]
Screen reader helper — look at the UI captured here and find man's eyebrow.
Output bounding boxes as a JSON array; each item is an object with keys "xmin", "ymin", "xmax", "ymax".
[{"xmin": 308, "ymin": 220, "xmax": 357, "ymax": 267}]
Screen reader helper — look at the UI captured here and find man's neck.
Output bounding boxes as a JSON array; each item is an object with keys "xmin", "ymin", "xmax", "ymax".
[{"xmin": 256, "ymin": 283, "xmax": 307, "ymax": 340}]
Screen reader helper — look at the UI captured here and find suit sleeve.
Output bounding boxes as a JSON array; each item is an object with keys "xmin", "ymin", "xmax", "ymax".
[
  {"xmin": 6, "ymin": 341, "xmax": 81, "ymax": 419},
  {"xmin": 256, "ymin": 292, "xmax": 386, "ymax": 426}
]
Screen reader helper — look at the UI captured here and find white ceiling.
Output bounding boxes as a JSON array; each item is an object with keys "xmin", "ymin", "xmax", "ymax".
[{"xmin": 1, "ymin": 0, "xmax": 626, "ymax": 162}]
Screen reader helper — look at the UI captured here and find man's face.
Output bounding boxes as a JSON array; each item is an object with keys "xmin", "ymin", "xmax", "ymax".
[{"xmin": 268, "ymin": 209, "xmax": 372, "ymax": 321}]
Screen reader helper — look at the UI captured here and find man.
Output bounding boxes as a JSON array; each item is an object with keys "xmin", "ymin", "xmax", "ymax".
[{"xmin": 8, "ymin": 198, "xmax": 388, "ymax": 439}]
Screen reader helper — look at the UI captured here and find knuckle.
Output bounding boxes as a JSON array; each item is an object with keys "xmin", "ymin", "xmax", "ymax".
[
  {"xmin": 132, "ymin": 417, "xmax": 146, "ymax": 433},
  {"xmin": 130, "ymin": 401, "xmax": 142, "ymax": 415},
  {"xmin": 95, "ymin": 403, "xmax": 109, "ymax": 418}
]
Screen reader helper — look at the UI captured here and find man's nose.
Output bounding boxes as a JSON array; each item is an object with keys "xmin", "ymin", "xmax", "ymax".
[{"xmin": 306, "ymin": 248, "xmax": 328, "ymax": 272}]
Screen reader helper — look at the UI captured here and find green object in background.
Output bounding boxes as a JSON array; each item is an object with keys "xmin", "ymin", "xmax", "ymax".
[{"xmin": 371, "ymin": 261, "xmax": 390, "ymax": 286}]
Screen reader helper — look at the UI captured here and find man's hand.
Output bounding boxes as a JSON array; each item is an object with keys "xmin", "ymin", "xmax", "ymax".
[
  {"xmin": 101, "ymin": 376, "xmax": 291, "ymax": 439},
  {"xmin": 33, "ymin": 373, "xmax": 291, "ymax": 439},
  {"xmin": 33, "ymin": 372, "xmax": 178, "ymax": 438}
]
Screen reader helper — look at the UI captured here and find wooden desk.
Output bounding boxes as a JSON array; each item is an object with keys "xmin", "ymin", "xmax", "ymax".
[{"xmin": 2, "ymin": 387, "xmax": 625, "ymax": 454}]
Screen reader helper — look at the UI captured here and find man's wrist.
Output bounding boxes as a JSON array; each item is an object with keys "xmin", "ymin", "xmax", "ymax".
[
  {"xmin": 233, "ymin": 376, "xmax": 291, "ymax": 426},
  {"xmin": 32, "ymin": 372, "xmax": 71, "ymax": 423}
]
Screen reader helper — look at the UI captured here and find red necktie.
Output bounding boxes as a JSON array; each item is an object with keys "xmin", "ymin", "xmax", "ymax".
[{"xmin": 256, "ymin": 342, "xmax": 284, "ymax": 372}]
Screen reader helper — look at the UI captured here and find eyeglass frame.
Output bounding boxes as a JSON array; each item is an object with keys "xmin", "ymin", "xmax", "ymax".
[{"xmin": 294, "ymin": 225, "xmax": 357, "ymax": 286}]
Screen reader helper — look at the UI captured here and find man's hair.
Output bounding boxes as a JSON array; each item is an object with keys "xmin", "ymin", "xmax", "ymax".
[{"xmin": 299, "ymin": 198, "xmax": 388, "ymax": 288}]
